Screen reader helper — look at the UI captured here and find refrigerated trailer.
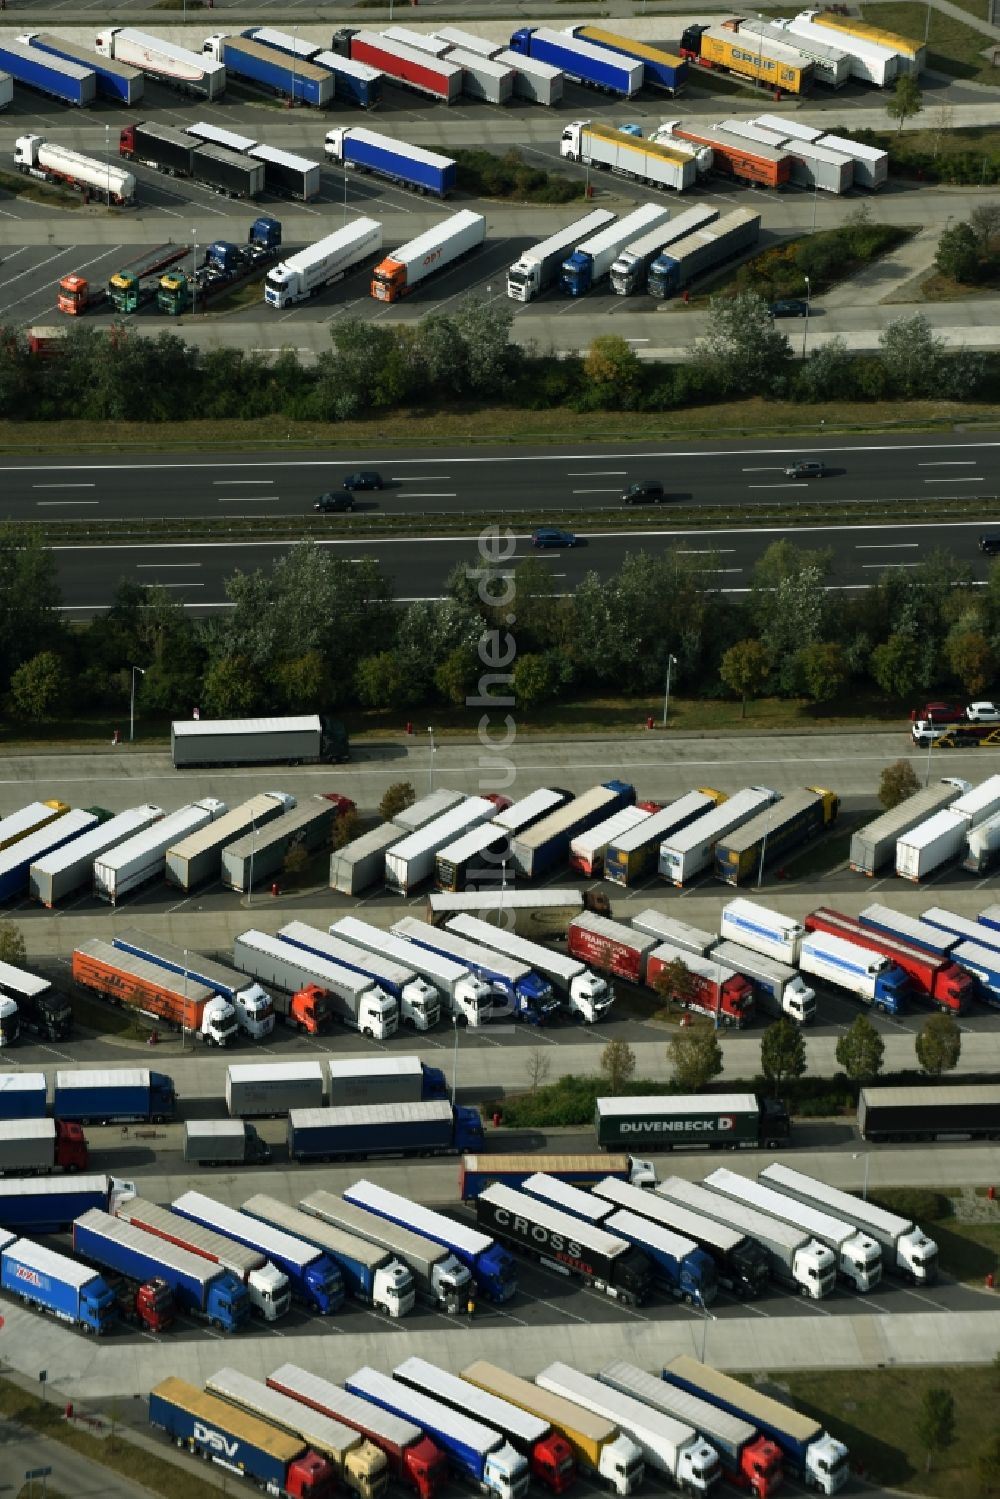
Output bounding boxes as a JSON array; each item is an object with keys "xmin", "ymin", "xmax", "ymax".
[
  {"xmin": 221, "ymin": 798, "xmax": 337, "ymax": 890},
  {"xmin": 96, "ymin": 28, "xmax": 225, "ymax": 99},
  {"xmin": 93, "ymin": 799, "xmax": 224, "ymax": 902},
  {"xmin": 19, "ymin": 33, "xmax": 143, "ymax": 103},
  {"xmin": 171, "ymin": 714, "xmax": 337, "ymax": 766},
  {"xmin": 31, "ymin": 805, "xmax": 162, "ymax": 906},
  {"xmin": 511, "ymin": 782, "xmax": 635, "ymax": 877},
  {"xmin": 858, "ymin": 1083, "xmax": 1000, "ymax": 1141},
  {"xmin": 165, "ymin": 792, "xmax": 291, "ymax": 890},
  {"xmin": 372, "ymin": 211, "xmax": 485, "ymax": 302},
  {"xmin": 605, "ymin": 790, "xmax": 724, "ymax": 886},
  {"xmin": 660, "ymin": 786, "xmax": 780, "ymax": 885},
  {"xmin": 385, "ymin": 798, "xmax": 496, "ymax": 894},
  {"xmin": 506, "ymin": 210, "xmax": 616, "ymax": 302}
]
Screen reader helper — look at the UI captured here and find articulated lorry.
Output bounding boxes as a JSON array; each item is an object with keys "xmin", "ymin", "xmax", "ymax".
[
  {"xmin": 172, "ymin": 1190, "xmax": 344, "ymax": 1314},
  {"xmin": 53, "ymin": 1068, "xmax": 175, "ymax": 1125},
  {"xmin": 0, "ymin": 1118, "xmax": 88, "ymax": 1176},
  {"xmin": 849, "ymin": 778, "xmax": 966, "ymax": 875},
  {"xmin": 594, "ymin": 1092, "xmax": 790, "ymax": 1151},
  {"xmin": 73, "ymin": 1209, "xmax": 249, "ymax": 1331},
  {"xmin": 462, "ymin": 1362, "xmax": 644, "ymax": 1496},
  {"xmin": 658, "ymin": 1176, "xmax": 836, "ymax": 1299},
  {"xmin": 227, "ymin": 1061, "xmax": 325, "ymax": 1118},
  {"xmin": 233, "ymin": 931, "xmax": 397, "ymax": 1040},
  {"xmin": 207, "ymin": 1366, "xmax": 389, "ymax": 1499},
  {"xmin": 242, "ymin": 1194, "xmax": 415, "ymax": 1317},
  {"xmin": 509, "ymin": 27, "xmax": 642, "ymax": 95},
  {"xmin": 660, "ymin": 787, "xmax": 779, "ymax": 885},
  {"xmin": 349, "ymin": 32, "xmax": 462, "ymax": 103},
  {"xmin": 326, "ymin": 1056, "xmax": 446, "ymax": 1106},
  {"xmin": 593, "ymin": 1176, "xmax": 769, "ymax": 1299},
  {"xmin": 805, "ymin": 908, "xmax": 970, "ymax": 1014},
  {"xmin": 560, "ymin": 204, "xmax": 672, "ymax": 295},
  {"xmin": 475, "ymin": 1182, "xmax": 652, "ymax": 1304},
  {"xmin": 328, "ymin": 916, "xmax": 445, "ymax": 1028},
  {"xmin": 506, "ymin": 209, "xmax": 616, "ymax": 301},
  {"xmin": 646, "ymin": 206, "xmax": 761, "ymax": 298},
  {"xmin": 0, "ymin": 1174, "xmax": 135, "ymax": 1235},
  {"xmin": 0, "ymin": 1073, "xmax": 47, "ymax": 1119},
  {"xmin": 184, "ymin": 1120, "xmax": 270, "ymax": 1167},
  {"xmin": 96, "ymin": 29, "xmax": 225, "ymax": 98},
  {"xmin": 719, "ymin": 897, "xmax": 807, "ymax": 964},
  {"xmin": 610, "ymin": 207, "xmax": 720, "ymax": 295},
  {"xmin": 710, "ymin": 940, "xmax": 816, "ymax": 1024},
  {"xmin": 425, "ymin": 889, "xmax": 590, "ymax": 940},
  {"xmin": 0, "ymin": 960, "xmax": 73, "ymax": 1040},
  {"xmin": 268, "ymin": 1364, "xmax": 446, "ymax": 1498},
  {"xmin": 445, "ymin": 914, "xmax": 612, "ymax": 1023},
  {"xmin": 0, "ymin": 1234, "xmax": 117, "ymax": 1335},
  {"xmin": 703, "ymin": 1166, "xmax": 881, "ymax": 1292},
  {"xmin": 0, "ymin": 809, "xmax": 96, "ymax": 904},
  {"xmin": 394, "ymin": 1357, "xmax": 575, "ymax": 1494},
  {"xmin": 858, "ymin": 1083, "xmax": 1000, "ymax": 1142},
  {"xmin": 570, "ymin": 25, "xmax": 687, "ymax": 91},
  {"xmin": 372, "ymin": 211, "xmax": 486, "ymax": 302},
  {"xmin": 93, "ymin": 798, "xmax": 225, "ymax": 902},
  {"xmin": 536, "ymin": 1363, "xmax": 719, "ymax": 1495},
  {"xmin": 325, "ymin": 127, "xmax": 455, "ymax": 196},
  {"xmin": 222, "ymin": 799, "xmax": 339, "ymax": 891},
  {"xmin": 645, "ymin": 941, "xmax": 755, "ymax": 1027},
  {"xmin": 280, "ymin": 923, "xmax": 440, "ymax": 1033},
  {"xmin": 798, "ymin": 930, "xmax": 910, "ymax": 1016},
  {"xmin": 301, "ymin": 1189, "xmax": 472, "ymax": 1314},
  {"xmin": 600, "ymin": 1362, "xmax": 782, "ymax": 1498},
  {"xmin": 346, "ymin": 1367, "xmax": 529, "ymax": 1499},
  {"xmin": 19, "ymin": 32, "xmax": 142, "ymax": 103},
  {"xmin": 165, "ymin": 791, "xmax": 291, "ymax": 890},
  {"xmin": 365, "ymin": 919, "xmax": 488, "ymax": 1027},
  {"xmin": 570, "ymin": 807, "xmax": 651, "ymax": 877},
  {"xmin": 343, "ymin": 1178, "xmax": 517, "ymax": 1303},
  {"xmin": 112, "ymin": 929, "xmax": 272, "ymax": 1038},
  {"xmin": 203, "ymin": 34, "xmax": 333, "ymax": 107},
  {"xmin": 715, "ymin": 787, "xmax": 839, "ymax": 885},
  {"xmin": 289, "ymin": 1100, "xmax": 485, "ymax": 1164},
  {"xmin": 0, "ymin": 39, "xmax": 95, "ymax": 105},
  {"xmin": 759, "ymin": 1161, "xmax": 939, "ymax": 1283},
  {"xmin": 14, "ymin": 135, "xmax": 134, "ymax": 205},
  {"xmin": 171, "ymin": 714, "xmax": 347, "ymax": 766},
  {"xmin": 460, "ymin": 1154, "xmax": 655, "ymax": 1199},
  {"xmin": 31, "ymin": 804, "xmax": 162, "ymax": 902},
  {"xmin": 117, "ymin": 1196, "xmax": 289, "ymax": 1320},
  {"xmin": 663, "ymin": 1356, "xmax": 848, "ymax": 1494},
  {"xmin": 559, "ymin": 122, "xmax": 696, "ymax": 194},
  {"xmin": 73, "ymin": 938, "xmax": 237, "ymax": 1045},
  {"xmin": 149, "ymin": 1378, "xmax": 335, "ymax": 1499},
  {"xmin": 511, "ymin": 782, "xmax": 635, "ymax": 879},
  {"xmin": 391, "ymin": 916, "xmax": 556, "ymax": 1025},
  {"xmin": 606, "ymin": 790, "xmax": 725, "ymax": 887},
  {"xmin": 265, "ymin": 220, "xmax": 383, "ymax": 308}
]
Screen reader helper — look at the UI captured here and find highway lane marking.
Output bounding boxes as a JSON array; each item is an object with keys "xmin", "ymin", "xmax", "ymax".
[
  {"xmin": 36, "ymin": 500, "xmax": 99, "ymax": 507},
  {"xmin": 393, "ymin": 476, "xmax": 452, "ymax": 481},
  {"xmin": 749, "ymin": 483, "xmax": 807, "ymax": 489},
  {"xmin": 919, "ymin": 460, "xmax": 978, "ymax": 466},
  {"xmin": 924, "ymin": 477, "xmax": 984, "ymax": 484},
  {"xmin": 678, "ymin": 548, "xmax": 736, "ymax": 554},
  {"xmin": 394, "ymin": 493, "xmax": 457, "ymax": 499},
  {"xmin": 136, "ymin": 563, "xmax": 202, "ymax": 569},
  {"xmin": 566, "ymin": 470, "xmax": 627, "ymax": 476},
  {"xmin": 573, "ymin": 488, "xmax": 621, "ymax": 494},
  {"xmin": 531, "ymin": 1298, "xmax": 590, "ymax": 1324},
  {"xmin": 214, "ymin": 478, "xmax": 275, "ymax": 485},
  {"xmin": 861, "ymin": 562, "xmax": 919, "ymax": 569},
  {"xmin": 855, "ymin": 543, "xmax": 919, "ymax": 549},
  {"xmin": 32, "ymin": 483, "xmax": 97, "ymax": 489},
  {"xmin": 218, "ymin": 497, "xmax": 274, "ymax": 504}
]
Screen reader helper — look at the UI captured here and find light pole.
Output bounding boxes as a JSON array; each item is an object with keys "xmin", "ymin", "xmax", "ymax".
[
  {"xmin": 811, "ymin": 177, "xmax": 819, "ymax": 236},
  {"xmin": 801, "ymin": 276, "xmax": 811, "ymax": 360},
  {"xmin": 699, "ymin": 1307, "xmax": 716, "ymax": 1362},
  {"xmin": 923, "ymin": 712, "xmax": 935, "ymax": 785},
  {"xmin": 756, "ymin": 802, "xmax": 775, "ymax": 888},
  {"xmin": 451, "ymin": 1014, "xmax": 460, "ymax": 1105},
  {"xmin": 191, "ymin": 228, "xmax": 197, "ymax": 314},
  {"xmin": 247, "ymin": 820, "xmax": 257, "ymax": 906},
  {"xmin": 924, "ymin": 0, "xmax": 933, "ymax": 43},
  {"xmin": 662, "ymin": 654, "xmax": 678, "ymax": 727},
  {"xmin": 427, "ymin": 727, "xmax": 436, "ymax": 793},
  {"xmin": 105, "ymin": 123, "xmax": 110, "ymax": 206},
  {"xmin": 853, "ymin": 1152, "xmax": 871, "ymax": 1201},
  {"xmin": 129, "ymin": 666, "xmax": 145, "ymax": 742}
]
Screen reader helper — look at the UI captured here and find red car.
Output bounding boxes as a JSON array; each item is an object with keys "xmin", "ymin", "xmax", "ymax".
[{"xmin": 909, "ymin": 702, "xmax": 966, "ymax": 724}]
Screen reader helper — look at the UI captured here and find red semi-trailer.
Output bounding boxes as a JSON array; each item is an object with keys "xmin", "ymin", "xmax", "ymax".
[
  {"xmin": 646, "ymin": 943, "xmax": 754, "ymax": 1028},
  {"xmin": 804, "ymin": 907, "xmax": 971, "ymax": 1014},
  {"xmin": 567, "ymin": 912, "xmax": 659, "ymax": 985},
  {"xmin": 349, "ymin": 32, "xmax": 461, "ymax": 102}
]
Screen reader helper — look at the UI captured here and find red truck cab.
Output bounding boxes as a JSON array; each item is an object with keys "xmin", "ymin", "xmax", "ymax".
[
  {"xmin": 741, "ymin": 1434, "xmax": 783, "ymax": 1495},
  {"xmin": 136, "ymin": 1277, "xmax": 175, "ymax": 1331},
  {"xmin": 289, "ymin": 1451, "xmax": 336, "ymax": 1499},
  {"xmin": 405, "ymin": 1438, "xmax": 448, "ymax": 1499},
  {"xmin": 289, "ymin": 984, "xmax": 332, "ymax": 1035},
  {"xmin": 54, "ymin": 1121, "xmax": 89, "ymax": 1170},
  {"xmin": 530, "ymin": 1432, "xmax": 576, "ymax": 1493}
]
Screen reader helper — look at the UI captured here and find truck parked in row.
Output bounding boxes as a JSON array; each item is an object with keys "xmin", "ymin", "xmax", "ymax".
[
  {"xmin": 759, "ymin": 1161, "xmax": 939, "ymax": 1283},
  {"xmin": 372, "ymin": 211, "xmax": 486, "ymax": 302},
  {"xmin": 711, "ymin": 940, "xmax": 816, "ymax": 1024},
  {"xmin": 0, "ymin": 38, "xmax": 95, "ymax": 106},
  {"xmin": 394, "ymin": 1357, "xmax": 575, "ymax": 1495},
  {"xmin": 73, "ymin": 938, "xmax": 238, "ymax": 1045},
  {"xmin": 233, "ymin": 930, "xmax": 397, "ymax": 1039},
  {"xmin": 858, "ymin": 1082, "xmax": 1000, "ymax": 1142},
  {"xmin": 560, "ymin": 204, "xmax": 672, "ymax": 296},
  {"xmin": 280, "ymin": 923, "xmax": 441, "ymax": 1032},
  {"xmin": 0, "ymin": 1174, "xmax": 135, "ymax": 1235},
  {"xmin": 301, "ymin": 1189, "xmax": 472, "ymax": 1314},
  {"xmin": 0, "ymin": 959, "xmax": 73, "ymax": 1039},
  {"xmin": 506, "ymin": 209, "xmax": 616, "ymax": 301},
  {"xmin": 426, "ymin": 888, "xmax": 591, "ymax": 940},
  {"xmin": 203, "ymin": 34, "xmax": 333, "ymax": 107},
  {"xmin": 97, "ymin": 28, "xmax": 225, "ymax": 98},
  {"xmin": 165, "ymin": 791, "xmax": 291, "ymax": 890},
  {"xmin": 227, "ymin": 1061, "xmax": 324, "ymax": 1117},
  {"xmin": 392, "ymin": 916, "xmax": 556, "ymax": 1025},
  {"xmin": 459, "ymin": 1153, "xmax": 655, "ymax": 1200},
  {"xmin": 149, "ymin": 1378, "xmax": 336, "ymax": 1499},
  {"xmin": 172, "ymin": 1190, "xmax": 344, "ymax": 1314},
  {"xmin": 53, "ymin": 1067, "xmax": 176, "ymax": 1125},
  {"xmin": 647, "ymin": 207, "xmax": 761, "ymax": 298},
  {"xmin": 849, "ymin": 778, "xmax": 966, "ymax": 875},
  {"xmin": 112, "ymin": 928, "xmax": 273, "ymax": 1038},
  {"xmin": 445, "ymin": 914, "xmax": 612, "ymax": 1023},
  {"xmin": 0, "ymin": 808, "xmax": 96, "ymax": 904},
  {"xmin": 560, "ymin": 122, "xmax": 696, "ymax": 195},
  {"xmin": 662, "ymin": 1356, "xmax": 849, "ymax": 1494},
  {"xmin": 116, "ymin": 1196, "xmax": 290, "ymax": 1320},
  {"xmin": 0, "ymin": 1073, "xmax": 46, "ymax": 1120},
  {"xmin": 333, "ymin": 914, "xmax": 489, "ymax": 1026},
  {"xmin": 94, "ymin": 797, "xmax": 226, "ymax": 902},
  {"xmin": 715, "ymin": 787, "xmax": 839, "ymax": 885},
  {"xmin": 325, "ymin": 127, "xmax": 455, "ymax": 196},
  {"xmin": 349, "ymin": 32, "xmax": 462, "ymax": 103},
  {"xmin": 184, "ymin": 1119, "xmax": 271, "ymax": 1167},
  {"xmin": 0, "ymin": 1233, "xmax": 118, "ymax": 1335},
  {"xmin": 610, "ymin": 207, "xmax": 719, "ymax": 296},
  {"xmin": 462, "ymin": 1362, "xmax": 644, "ymax": 1497},
  {"xmin": 798, "ymin": 930, "xmax": 909, "ymax": 1015},
  {"xmin": 326, "ymin": 1056, "xmax": 447, "ymax": 1106},
  {"xmin": 805, "ymin": 907, "xmax": 971, "ymax": 1014},
  {"xmin": 606, "ymin": 791, "xmax": 724, "ymax": 887},
  {"xmin": 571, "ymin": 25, "xmax": 687, "ymax": 92},
  {"xmin": 0, "ymin": 1118, "xmax": 88, "ymax": 1177},
  {"xmin": 14, "ymin": 135, "xmax": 134, "ymax": 205},
  {"xmin": 344, "ymin": 1178, "xmax": 517, "ymax": 1303},
  {"xmin": 288, "ymin": 1100, "xmax": 485, "ymax": 1164},
  {"xmin": 19, "ymin": 31, "xmax": 142, "ymax": 103},
  {"xmin": 222, "ymin": 798, "xmax": 339, "ymax": 890},
  {"xmin": 594, "ymin": 1093, "xmax": 790, "ymax": 1151},
  {"xmin": 510, "ymin": 27, "xmax": 642, "ymax": 95},
  {"xmin": 265, "ymin": 220, "xmax": 383, "ymax": 308},
  {"xmin": 31, "ymin": 804, "xmax": 162, "ymax": 904}
]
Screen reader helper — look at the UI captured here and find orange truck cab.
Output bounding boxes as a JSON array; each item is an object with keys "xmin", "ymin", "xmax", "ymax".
[{"xmin": 288, "ymin": 984, "xmax": 332, "ymax": 1035}]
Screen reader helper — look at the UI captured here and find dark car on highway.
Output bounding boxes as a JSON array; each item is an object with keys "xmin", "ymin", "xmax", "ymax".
[
  {"xmin": 532, "ymin": 528, "xmax": 578, "ymax": 548},
  {"xmin": 622, "ymin": 479, "xmax": 666, "ymax": 505},
  {"xmin": 784, "ymin": 460, "xmax": 826, "ymax": 479},
  {"xmin": 314, "ymin": 490, "xmax": 355, "ymax": 513},
  {"xmin": 769, "ymin": 299, "xmax": 809, "ymax": 318},
  {"xmin": 343, "ymin": 471, "xmax": 383, "ymax": 491},
  {"xmin": 980, "ymin": 535, "xmax": 1000, "ymax": 555}
]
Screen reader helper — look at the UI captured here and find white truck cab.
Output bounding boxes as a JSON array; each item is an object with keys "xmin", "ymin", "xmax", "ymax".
[
  {"xmin": 201, "ymin": 994, "xmax": 238, "ymax": 1046},
  {"xmin": 248, "ymin": 1262, "xmax": 291, "ymax": 1321}
]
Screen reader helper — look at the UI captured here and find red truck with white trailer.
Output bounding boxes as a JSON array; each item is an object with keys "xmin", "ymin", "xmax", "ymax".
[
  {"xmin": 646, "ymin": 943, "xmax": 754, "ymax": 1027},
  {"xmin": 804, "ymin": 907, "xmax": 971, "ymax": 1014}
]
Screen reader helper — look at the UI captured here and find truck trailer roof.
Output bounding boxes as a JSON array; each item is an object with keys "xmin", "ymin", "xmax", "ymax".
[
  {"xmin": 664, "ymin": 1355, "xmax": 821, "ymax": 1443},
  {"xmin": 478, "ymin": 1183, "xmax": 631, "ymax": 1257},
  {"xmin": 3, "ymin": 1236, "xmax": 102, "ymax": 1290},
  {"xmin": 596, "ymin": 1092, "xmax": 759, "ymax": 1120},
  {"xmin": 462, "ymin": 1361, "xmax": 616, "ymax": 1442},
  {"xmin": 172, "ymin": 1190, "xmax": 322, "ymax": 1272},
  {"xmin": 345, "ymin": 1178, "xmax": 494, "ymax": 1257}
]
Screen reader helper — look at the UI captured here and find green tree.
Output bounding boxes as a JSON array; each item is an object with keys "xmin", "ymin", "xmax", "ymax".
[
  {"xmin": 915, "ymin": 1012, "xmax": 961, "ymax": 1075},
  {"xmin": 583, "ymin": 334, "xmax": 641, "ymax": 396},
  {"xmin": 273, "ymin": 650, "xmax": 331, "ymax": 712},
  {"xmin": 871, "ymin": 631, "xmax": 923, "ymax": 698},
  {"xmin": 355, "ymin": 651, "xmax": 411, "ymax": 711},
  {"xmin": 668, "ymin": 1018, "xmax": 724, "ymax": 1091},
  {"xmin": 975, "ymin": 1432, "xmax": 1000, "ymax": 1494},
  {"xmin": 886, "ymin": 73, "xmax": 923, "ymax": 132},
  {"xmin": 379, "ymin": 782, "xmax": 415, "ymax": 822},
  {"xmin": 282, "ymin": 839, "xmax": 309, "ymax": 881},
  {"xmin": 9, "ymin": 650, "xmax": 67, "ymax": 720},
  {"xmin": 512, "ymin": 653, "xmax": 559, "ymax": 709},
  {"xmin": 798, "ymin": 641, "xmax": 848, "ymax": 703},
  {"xmin": 652, "ymin": 955, "xmax": 700, "ymax": 1014},
  {"xmin": 946, "ymin": 629, "xmax": 994, "ymax": 696},
  {"xmin": 434, "ymin": 646, "xmax": 480, "ymax": 708},
  {"xmin": 719, "ymin": 639, "xmax": 770, "ymax": 718},
  {"xmin": 969, "ymin": 203, "xmax": 1000, "ymax": 246},
  {"xmin": 0, "ymin": 922, "xmax": 26, "ymax": 966},
  {"xmin": 332, "ymin": 807, "xmax": 361, "ymax": 851},
  {"xmin": 879, "ymin": 759, "xmax": 920, "ymax": 809},
  {"xmin": 694, "ymin": 290, "xmax": 791, "ymax": 393},
  {"xmin": 935, "ymin": 220, "xmax": 980, "ymax": 284},
  {"xmin": 600, "ymin": 1039, "xmax": 636, "ymax": 1095},
  {"xmin": 879, "ymin": 313, "xmax": 945, "ymax": 398},
  {"xmin": 453, "ymin": 296, "xmax": 515, "ymax": 394},
  {"xmin": 797, "ymin": 334, "xmax": 854, "ymax": 402},
  {"xmin": 201, "ymin": 654, "xmax": 259, "ymax": 716},
  {"xmin": 835, "ymin": 1014, "xmax": 885, "ymax": 1082},
  {"xmin": 915, "ymin": 1387, "xmax": 955, "ymax": 1472},
  {"xmin": 760, "ymin": 1017, "xmax": 807, "ymax": 1086},
  {"xmin": 0, "ymin": 523, "xmax": 63, "ymax": 689}
]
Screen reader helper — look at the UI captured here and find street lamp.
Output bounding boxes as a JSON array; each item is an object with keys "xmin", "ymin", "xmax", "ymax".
[
  {"xmin": 699, "ymin": 1307, "xmax": 716, "ymax": 1362},
  {"xmin": 924, "ymin": 712, "xmax": 935, "ymax": 785},
  {"xmin": 129, "ymin": 666, "xmax": 145, "ymax": 742},
  {"xmin": 247, "ymin": 820, "xmax": 257, "ymax": 906},
  {"xmin": 427, "ymin": 727, "xmax": 436, "ymax": 793},
  {"xmin": 853, "ymin": 1152, "xmax": 871, "ymax": 1201},
  {"xmin": 451, "ymin": 1014, "xmax": 460, "ymax": 1105},
  {"xmin": 191, "ymin": 229, "xmax": 198, "ymax": 314},
  {"xmin": 662, "ymin": 654, "xmax": 678, "ymax": 727},
  {"xmin": 801, "ymin": 276, "xmax": 812, "ymax": 360},
  {"xmin": 104, "ymin": 123, "xmax": 110, "ymax": 206},
  {"xmin": 756, "ymin": 801, "xmax": 775, "ymax": 889}
]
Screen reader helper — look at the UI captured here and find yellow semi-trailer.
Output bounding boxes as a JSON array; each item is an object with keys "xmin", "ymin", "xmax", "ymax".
[
  {"xmin": 461, "ymin": 1362, "xmax": 644, "ymax": 1495},
  {"xmin": 807, "ymin": 8, "xmax": 925, "ymax": 71}
]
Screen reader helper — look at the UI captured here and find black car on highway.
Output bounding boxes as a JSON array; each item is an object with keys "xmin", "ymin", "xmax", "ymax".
[
  {"xmin": 314, "ymin": 490, "xmax": 356, "ymax": 513},
  {"xmin": 343, "ymin": 471, "xmax": 384, "ymax": 491},
  {"xmin": 769, "ymin": 298, "xmax": 809, "ymax": 318}
]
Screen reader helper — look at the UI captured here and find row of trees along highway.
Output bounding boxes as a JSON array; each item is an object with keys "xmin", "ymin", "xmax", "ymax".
[{"xmin": 2, "ymin": 530, "xmax": 1000, "ymax": 723}]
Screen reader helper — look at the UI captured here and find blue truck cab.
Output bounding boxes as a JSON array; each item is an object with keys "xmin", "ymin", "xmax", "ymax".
[
  {"xmin": 250, "ymin": 215, "xmax": 282, "ymax": 252},
  {"xmin": 605, "ymin": 1208, "xmax": 718, "ymax": 1305},
  {"xmin": 172, "ymin": 1190, "xmax": 344, "ymax": 1314},
  {"xmin": 53, "ymin": 1068, "xmax": 176, "ymax": 1125},
  {"xmin": 0, "ymin": 1235, "xmax": 117, "ymax": 1334}
]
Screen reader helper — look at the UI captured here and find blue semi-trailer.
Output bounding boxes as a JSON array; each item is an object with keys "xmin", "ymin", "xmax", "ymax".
[
  {"xmin": 18, "ymin": 32, "xmax": 144, "ymax": 104},
  {"xmin": 203, "ymin": 34, "xmax": 334, "ymax": 107},
  {"xmin": 0, "ymin": 1174, "xmax": 133, "ymax": 1234},
  {"xmin": 324, "ymin": 126, "xmax": 454, "ymax": 196},
  {"xmin": 0, "ymin": 38, "xmax": 96, "ymax": 105},
  {"xmin": 73, "ymin": 1208, "xmax": 249, "ymax": 1331},
  {"xmin": 172, "ymin": 1189, "xmax": 344, "ymax": 1314},
  {"xmin": 343, "ymin": 1177, "xmax": 517, "ymax": 1303},
  {"xmin": 0, "ymin": 1072, "xmax": 47, "ymax": 1120},
  {"xmin": 53, "ymin": 1067, "xmax": 176, "ymax": 1125},
  {"xmin": 0, "ymin": 1233, "xmax": 117, "ymax": 1334},
  {"xmin": 287, "ymin": 1100, "xmax": 484, "ymax": 1163},
  {"xmin": 508, "ymin": 27, "xmax": 642, "ymax": 96},
  {"xmin": 315, "ymin": 50, "xmax": 382, "ymax": 107}
]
